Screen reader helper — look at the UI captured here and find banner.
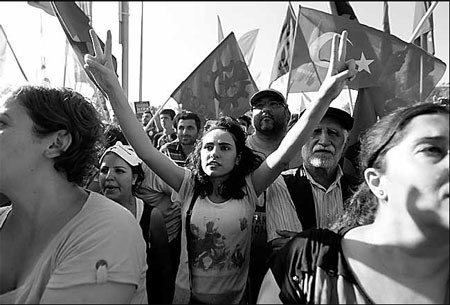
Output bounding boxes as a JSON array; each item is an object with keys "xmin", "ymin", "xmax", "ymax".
[
  {"xmin": 171, "ymin": 32, "xmax": 258, "ymax": 121},
  {"xmin": 50, "ymin": 1, "xmax": 117, "ymax": 92},
  {"xmin": 238, "ymin": 29, "xmax": 259, "ymax": 67},
  {"xmin": 269, "ymin": 2, "xmax": 296, "ymax": 86}
]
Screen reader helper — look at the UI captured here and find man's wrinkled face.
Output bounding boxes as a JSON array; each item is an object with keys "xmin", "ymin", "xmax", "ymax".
[{"xmin": 301, "ymin": 116, "xmax": 348, "ymax": 170}]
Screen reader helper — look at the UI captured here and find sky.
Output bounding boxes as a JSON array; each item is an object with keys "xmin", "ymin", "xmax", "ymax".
[{"xmin": 1, "ymin": 1, "xmax": 449, "ymax": 112}]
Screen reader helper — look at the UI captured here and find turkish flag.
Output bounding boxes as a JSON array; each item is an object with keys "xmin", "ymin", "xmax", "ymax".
[{"xmin": 288, "ymin": 5, "xmax": 446, "ymax": 103}]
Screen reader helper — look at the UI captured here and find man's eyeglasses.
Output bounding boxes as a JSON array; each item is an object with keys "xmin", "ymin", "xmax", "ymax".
[{"xmin": 252, "ymin": 101, "xmax": 286, "ymax": 110}]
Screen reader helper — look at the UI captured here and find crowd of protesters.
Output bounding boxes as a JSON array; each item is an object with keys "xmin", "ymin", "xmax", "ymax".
[{"xmin": 0, "ymin": 28, "xmax": 448, "ymax": 305}]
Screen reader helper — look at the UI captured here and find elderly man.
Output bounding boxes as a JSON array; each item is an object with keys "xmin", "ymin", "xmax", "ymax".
[
  {"xmin": 245, "ymin": 89, "xmax": 303, "ymax": 303},
  {"xmin": 271, "ymin": 106, "xmax": 359, "ymax": 250}
]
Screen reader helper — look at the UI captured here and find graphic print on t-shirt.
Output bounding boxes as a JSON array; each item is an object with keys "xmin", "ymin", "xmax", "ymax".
[{"xmin": 190, "ymin": 217, "xmax": 248, "ymax": 272}]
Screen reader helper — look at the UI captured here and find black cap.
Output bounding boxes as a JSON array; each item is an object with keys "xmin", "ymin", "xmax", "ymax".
[
  {"xmin": 300, "ymin": 107, "xmax": 354, "ymax": 131},
  {"xmin": 249, "ymin": 89, "xmax": 287, "ymax": 107}
]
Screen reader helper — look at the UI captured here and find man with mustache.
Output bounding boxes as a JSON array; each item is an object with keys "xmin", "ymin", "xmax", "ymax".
[
  {"xmin": 160, "ymin": 111, "xmax": 201, "ymax": 167},
  {"xmin": 245, "ymin": 89, "xmax": 303, "ymax": 303},
  {"xmin": 271, "ymin": 106, "xmax": 359, "ymax": 251}
]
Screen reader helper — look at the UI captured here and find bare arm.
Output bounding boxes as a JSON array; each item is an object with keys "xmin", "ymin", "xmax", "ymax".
[
  {"xmin": 251, "ymin": 31, "xmax": 356, "ymax": 196},
  {"xmin": 84, "ymin": 30, "xmax": 184, "ymax": 192}
]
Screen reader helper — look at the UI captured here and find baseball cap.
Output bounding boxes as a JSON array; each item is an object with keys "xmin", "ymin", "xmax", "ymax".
[
  {"xmin": 249, "ymin": 89, "xmax": 287, "ymax": 107},
  {"xmin": 100, "ymin": 141, "xmax": 142, "ymax": 167},
  {"xmin": 300, "ymin": 107, "xmax": 354, "ymax": 131}
]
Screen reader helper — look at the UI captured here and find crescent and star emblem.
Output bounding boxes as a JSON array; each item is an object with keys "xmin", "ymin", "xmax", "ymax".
[{"xmin": 308, "ymin": 31, "xmax": 374, "ymax": 74}]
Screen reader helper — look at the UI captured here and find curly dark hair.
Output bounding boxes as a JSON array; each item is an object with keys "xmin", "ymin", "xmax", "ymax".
[
  {"xmin": 186, "ymin": 116, "xmax": 263, "ymax": 199},
  {"xmin": 331, "ymin": 102, "xmax": 449, "ymax": 230},
  {"xmin": 12, "ymin": 85, "xmax": 104, "ymax": 186}
]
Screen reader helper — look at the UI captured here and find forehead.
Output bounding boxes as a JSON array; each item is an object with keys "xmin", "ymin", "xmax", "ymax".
[
  {"xmin": 254, "ymin": 96, "xmax": 283, "ymax": 104},
  {"xmin": 178, "ymin": 119, "xmax": 197, "ymax": 128},
  {"xmin": 317, "ymin": 116, "xmax": 346, "ymax": 131},
  {"xmin": 101, "ymin": 152, "xmax": 132, "ymax": 168},
  {"xmin": 0, "ymin": 97, "xmax": 29, "ymax": 121},
  {"xmin": 202, "ymin": 129, "xmax": 235, "ymax": 144},
  {"xmin": 401, "ymin": 113, "xmax": 449, "ymax": 142},
  {"xmin": 160, "ymin": 113, "xmax": 172, "ymax": 119}
]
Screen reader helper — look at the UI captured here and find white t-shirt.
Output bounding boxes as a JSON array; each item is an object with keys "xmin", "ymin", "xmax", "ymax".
[
  {"xmin": 173, "ymin": 169, "xmax": 260, "ymax": 304},
  {"xmin": 0, "ymin": 191, "xmax": 148, "ymax": 304}
]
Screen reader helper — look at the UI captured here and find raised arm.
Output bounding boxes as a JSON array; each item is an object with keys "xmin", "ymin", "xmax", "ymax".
[
  {"xmin": 84, "ymin": 30, "xmax": 185, "ymax": 192},
  {"xmin": 252, "ymin": 31, "xmax": 357, "ymax": 196}
]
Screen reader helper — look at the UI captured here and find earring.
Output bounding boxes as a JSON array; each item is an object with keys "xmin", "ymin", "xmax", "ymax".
[{"xmin": 379, "ymin": 190, "xmax": 384, "ymax": 197}]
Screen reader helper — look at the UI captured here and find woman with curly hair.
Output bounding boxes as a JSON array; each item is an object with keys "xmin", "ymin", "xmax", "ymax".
[
  {"xmin": 258, "ymin": 102, "xmax": 449, "ymax": 304},
  {"xmin": 85, "ymin": 29, "xmax": 356, "ymax": 304},
  {"xmin": 0, "ymin": 85, "xmax": 147, "ymax": 303}
]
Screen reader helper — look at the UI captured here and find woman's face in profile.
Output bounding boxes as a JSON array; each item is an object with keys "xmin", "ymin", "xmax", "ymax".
[
  {"xmin": 0, "ymin": 97, "xmax": 48, "ymax": 189},
  {"xmin": 381, "ymin": 113, "xmax": 449, "ymax": 229}
]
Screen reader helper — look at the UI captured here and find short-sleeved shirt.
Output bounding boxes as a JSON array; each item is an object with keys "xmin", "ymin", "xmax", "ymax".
[
  {"xmin": 135, "ymin": 163, "xmax": 181, "ymax": 243},
  {"xmin": 0, "ymin": 192, "xmax": 148, "ymax": 304},
  {"xmin": 173, "ymin": 169, "xmax": 261, "ymax": 304},
  {"xmin": 269, "ymin": 227, "xmax": 373, "ymax": 304}
]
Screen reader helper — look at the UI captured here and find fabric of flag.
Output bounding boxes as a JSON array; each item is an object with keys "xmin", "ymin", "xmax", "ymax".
[
  {"xmin": 237, "ymin": 29, "xmax": 259, "ymax": 67},
  {"xmin": 328, "ymin": 1, "xmax": 357, "ymax": 20},
  {"xmin": 269, "ymin": 2, "xmax": 296, "ymax": 86},
  {"xmin": 0, "ymin": 24, "xmax": 28, "ymax": 83},
  {"xmin": 171, "ymin": 32, "xmax": 258, "ymax": 121},
  {"xmin": 383, "ymin": 1, "xmax": 390, "ymax": 34},
  {"xmin": 217, "ymin": 15, "xmax": 224, "ymax": 42},
  {"xmin": 288, "ymin": 5, "xmax": 446, "ymax": 103},
  {"xmin": 27, "ymin": 1, "xmax": 55, "ymax": 16},
  {"xmin": 50, "ymin": 1, "xmax": 118, "ymax": 92},
  {"xmin": 412, "ymin": 1, "xmax": 434, "ymax": 54}
]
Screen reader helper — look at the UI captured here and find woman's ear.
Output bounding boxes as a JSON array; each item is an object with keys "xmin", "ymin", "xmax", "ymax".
[
  {"xmin": 364, "ymin": 168, "xmax": 388, "ymax": 201},
  {"xmin": 235, "ymin": 152, "xmax": 242, "ymax": 166},
  {"xmin": 44, "ymin": 130, "xmax": 72, "ymax": 159}
]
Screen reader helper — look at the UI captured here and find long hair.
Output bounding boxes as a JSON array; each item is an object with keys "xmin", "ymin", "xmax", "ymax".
[
  {"xmin": 186, "ymin": 116, "xmax": 263, "ymax": 199},
  {"xmin": 11, "ymin": 85, "xmax": 104, "ymax": 186},
  {"xmin": 331, "ymin": 102, "xmax": 449, "ymax": 230}
]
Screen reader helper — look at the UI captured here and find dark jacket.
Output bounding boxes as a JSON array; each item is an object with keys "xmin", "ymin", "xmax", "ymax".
[{"xmin": 282, "ymin": 166, "xmax": 359, "ymax": 231}]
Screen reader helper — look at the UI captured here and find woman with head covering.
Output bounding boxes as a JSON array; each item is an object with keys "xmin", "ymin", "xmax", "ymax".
[{"xmin": 99, "ymin": 141, "xmax": 172, "ymax": 303}]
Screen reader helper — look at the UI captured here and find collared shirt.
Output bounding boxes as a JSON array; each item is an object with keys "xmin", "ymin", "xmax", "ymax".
[
  {"xmin": 160, "ymin": 139, "xmax": 188, "ymax": 167},
  {"xmin": 302, "ymin": 166, "xmax": 344, "ymax": 229}
]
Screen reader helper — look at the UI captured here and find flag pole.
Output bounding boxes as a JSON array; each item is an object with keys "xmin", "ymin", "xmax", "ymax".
[
  {"xmin": 119, "ymin": 2, "xmax": 129, "ymax": 98},
  {"xmin": 285, "ymin": 2, "xmax": 298, "ymax": 100},
  {"xmin": 408, "ymin": 1, "xmax": 438, "ymax": 102},
  {"xmin": 139, "ymin": 1, "xmax": 144, "ymax": 101},
  {"xmin": 408, "ymin": 1, "xmax": 438, "ymax": 43},
  {"xmin": 144, "ymin": 96, "xmax": 172, "ymax": 130},
  {"xmin": 0, "ymin": 25, "xmax": 28, "ymax": 82}
]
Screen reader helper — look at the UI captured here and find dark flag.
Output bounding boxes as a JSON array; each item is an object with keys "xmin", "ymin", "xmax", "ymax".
[
  {"xmin": 171, "ymin": 32, "xmax": 258, "ymax": 121},
  {"xmin": 50, "ymin": 1, "xmax": 118, "ymax": 91}
]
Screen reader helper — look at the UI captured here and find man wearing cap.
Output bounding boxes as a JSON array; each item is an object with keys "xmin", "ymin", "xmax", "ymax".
[
  {"xmin": 245, "ymin": 89, "xmax": 303, "ymax": 303},
  {"xmin": 270, "ymin": 106, "xmax": 359, "ymax": 251}
]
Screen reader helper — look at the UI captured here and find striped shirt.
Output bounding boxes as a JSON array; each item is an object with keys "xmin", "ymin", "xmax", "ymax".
[
  {"xmin": 303, "ymin": 166, "xmax": 344, "ymax": 229},
  {"xmin": 160, "ymin": 139, "xmax": 188, "ymax": 167},
  {"xmin": 265, "ymin": 175, "xmax": 303, "ymax": 242}
]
